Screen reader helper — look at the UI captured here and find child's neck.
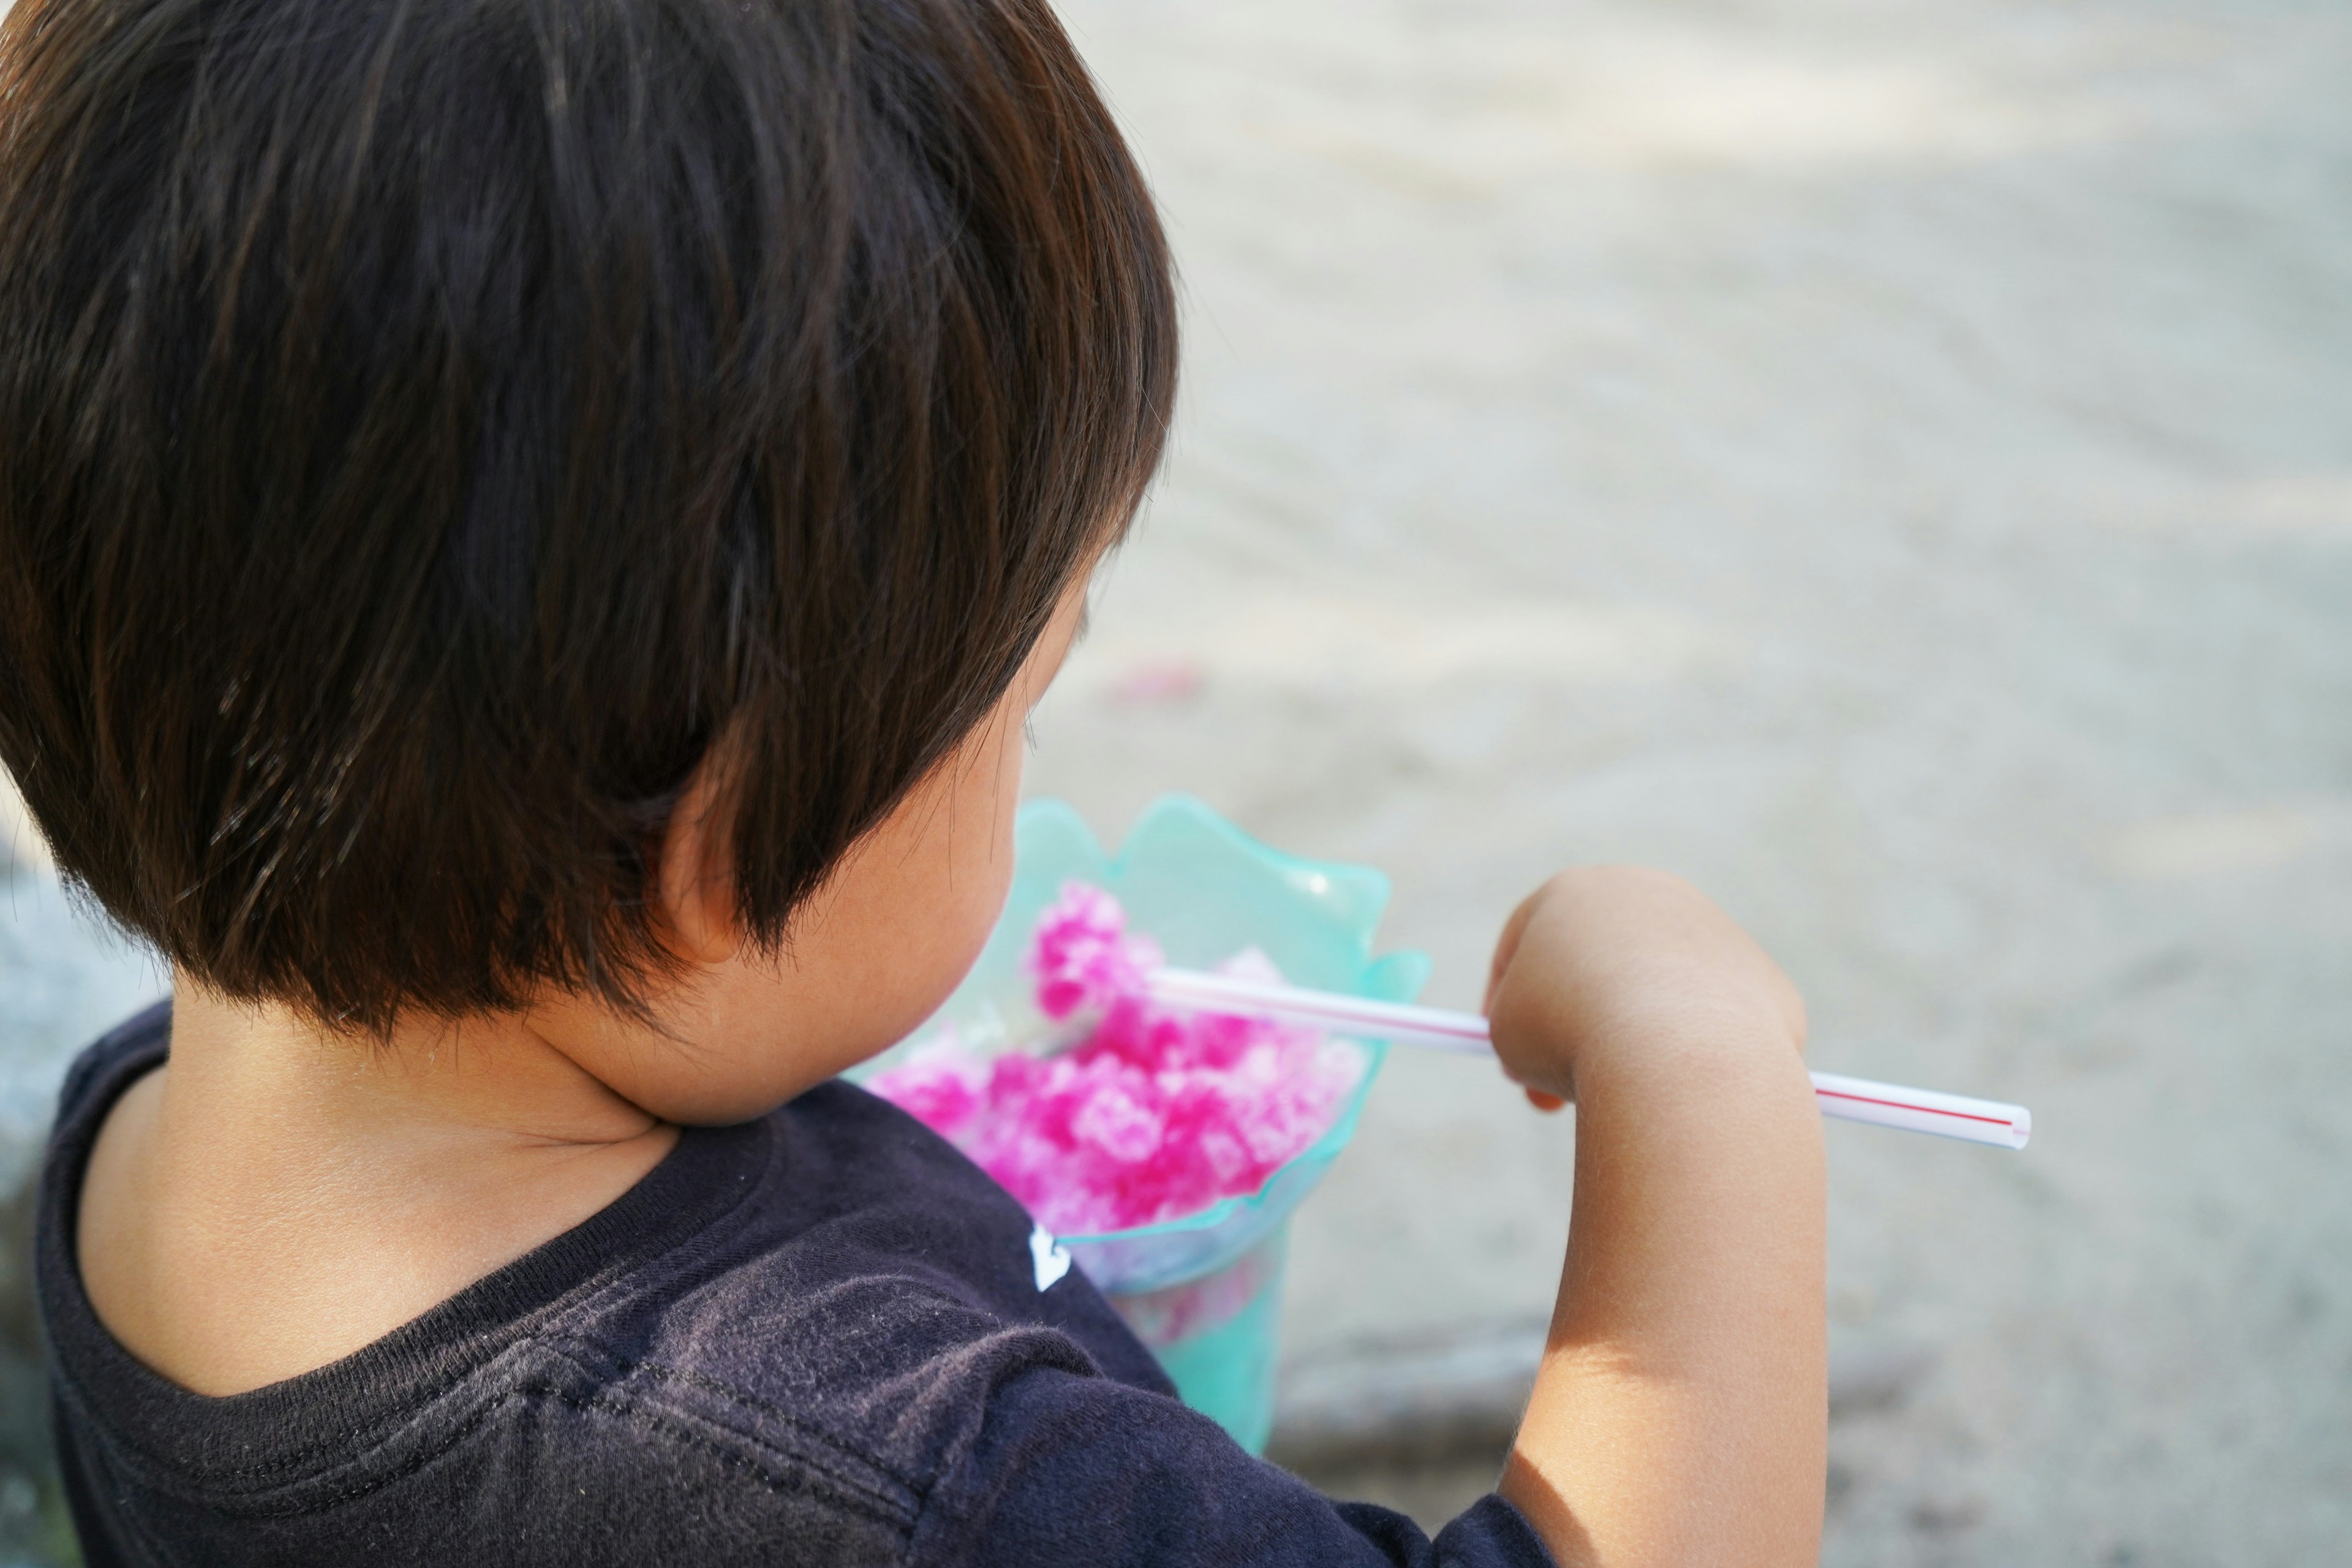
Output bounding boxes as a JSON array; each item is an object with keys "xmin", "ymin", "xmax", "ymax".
[{"xmin": 75, "ymin": 978, "xmax": 679, "ymax": 1396}]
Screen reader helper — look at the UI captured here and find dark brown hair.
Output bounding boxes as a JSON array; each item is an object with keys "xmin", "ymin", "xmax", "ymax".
[{"xmin": 0, "ymin": 0, "xmax": 1176, "ymax": 1030}]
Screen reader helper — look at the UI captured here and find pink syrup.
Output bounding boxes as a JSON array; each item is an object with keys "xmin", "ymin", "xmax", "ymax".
[{"xmin": 867, "ymin": 883, "xmax": 1366, "ymax": 1235}]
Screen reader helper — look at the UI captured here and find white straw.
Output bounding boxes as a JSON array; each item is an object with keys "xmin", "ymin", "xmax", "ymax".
[{"xmin": 1144, "ymin": 967, "xmax": 2031, "ymax": 1151}]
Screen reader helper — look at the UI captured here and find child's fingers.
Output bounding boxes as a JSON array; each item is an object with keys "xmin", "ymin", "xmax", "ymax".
[{"xmin": 1524, "ymin": 1087, "xmax": 1568, "ymax": 1113}]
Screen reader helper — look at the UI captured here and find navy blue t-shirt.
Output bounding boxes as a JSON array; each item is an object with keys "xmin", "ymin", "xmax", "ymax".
[{"xmin": 37, "ymin": 1004, "xmax": 1553, "ymax": 1566}]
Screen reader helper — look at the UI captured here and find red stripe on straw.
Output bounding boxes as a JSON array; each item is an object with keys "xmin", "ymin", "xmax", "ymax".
[{"xmin": 1811, "ymin": 1087, "xmax": 2013, "ymax": 1128}]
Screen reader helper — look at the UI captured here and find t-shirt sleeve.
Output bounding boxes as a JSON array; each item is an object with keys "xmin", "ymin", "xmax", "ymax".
[{"xmin": 908, "ymin": 1366, "xmax": 1556, "ymax": 1568}]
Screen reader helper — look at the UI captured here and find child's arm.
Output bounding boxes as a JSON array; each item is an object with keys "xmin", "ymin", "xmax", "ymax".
[{"xmin": 1487, "ymin": 869, "xmax": 1827, "ymax": 1568}]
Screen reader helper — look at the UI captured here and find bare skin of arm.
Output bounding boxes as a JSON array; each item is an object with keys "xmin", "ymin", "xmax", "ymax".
[{"xmin": 1489, "ymin": 869, "xmax": 1827, "ymax": 1568}]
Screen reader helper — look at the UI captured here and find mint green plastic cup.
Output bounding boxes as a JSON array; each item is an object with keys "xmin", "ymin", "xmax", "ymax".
[{"xmin": 860, "ymin": 794, "xmax": 1429, "ymax": 1452}]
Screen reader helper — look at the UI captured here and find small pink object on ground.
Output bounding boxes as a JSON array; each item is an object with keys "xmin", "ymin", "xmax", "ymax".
[
  {"xmin": 1108, "ymin": 656, "xmax": 1206, "ymax": 706},
  {"xmin": 869, "ymin": 884, "xmax": 1365, "ymax": 1235}
]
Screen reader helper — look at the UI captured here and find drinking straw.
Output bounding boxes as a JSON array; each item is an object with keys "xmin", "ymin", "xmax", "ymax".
[{"xmin": 1144, "ymin": 967, "xmax": 2032, "ymax": 1151}]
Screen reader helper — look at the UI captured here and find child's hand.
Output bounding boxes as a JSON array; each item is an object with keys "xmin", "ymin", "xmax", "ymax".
[{"xmin": 1482, "ymin": 867, "xmax": 1806, "ymax": 1112}]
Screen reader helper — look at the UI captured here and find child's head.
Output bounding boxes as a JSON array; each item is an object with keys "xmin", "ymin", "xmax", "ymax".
[{"xmin": 0, "ymin": 0, "xmax": 1174, "ymax": 1105}]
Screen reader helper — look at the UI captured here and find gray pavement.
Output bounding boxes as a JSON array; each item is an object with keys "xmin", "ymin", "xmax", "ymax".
[
  {"xmin": 1022, "ymin": 0, "xmax": 2352, "ymax": 1561},
  {"xmin": 2, "ymin": 0, "xmax": 2349, "ymax": 1562}
]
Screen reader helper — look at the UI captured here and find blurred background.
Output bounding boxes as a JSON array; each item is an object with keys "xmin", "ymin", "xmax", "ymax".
[{"xmin": 4, "ymin": 0, "xmax": 2350, "ymax": 1563}]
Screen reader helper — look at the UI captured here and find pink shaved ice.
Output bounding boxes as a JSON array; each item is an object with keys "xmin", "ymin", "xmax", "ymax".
[{"xmin": 867, "ymin": 883, "xmax": 1366, "ymax": 1235}]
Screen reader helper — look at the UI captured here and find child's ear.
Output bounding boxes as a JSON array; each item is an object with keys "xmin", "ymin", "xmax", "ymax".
[{"xmin": 656, "ymin": 761, "xmax": 741, "ymax": 967}]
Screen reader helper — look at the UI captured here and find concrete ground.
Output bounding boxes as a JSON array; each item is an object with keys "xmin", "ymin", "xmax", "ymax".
[
  {"xmin": 1020, "ymin": 0, "xmax": 2352, "ymax": 1562},
  {"xmin": 3, "ymin": 0, "xmax": 2349, "ymax": 1564}
]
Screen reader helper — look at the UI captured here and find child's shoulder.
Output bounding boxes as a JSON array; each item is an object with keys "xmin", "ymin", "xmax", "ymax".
[
  {"xmin": 480, "ymin": 1080, "xmax": 1177, "ymax": 1545},
  {"xmin": 584, "ymin": 1076, "xmax": 1179, "ymax": 1434},
  {"xmin": 36, "ymin": 1015, "xmax": 1167, "ymax": 1560}
]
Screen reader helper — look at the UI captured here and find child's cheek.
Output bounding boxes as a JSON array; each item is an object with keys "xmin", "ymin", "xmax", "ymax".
[{"xmin": 624, "ymin": 669, "xmax": 1038, "ymax": 1123}]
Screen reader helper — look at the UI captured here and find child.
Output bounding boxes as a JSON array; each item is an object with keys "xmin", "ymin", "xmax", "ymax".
[{"xmin": 0, "ymin": 0, "xmax": 1827, "ymax": 1562}]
